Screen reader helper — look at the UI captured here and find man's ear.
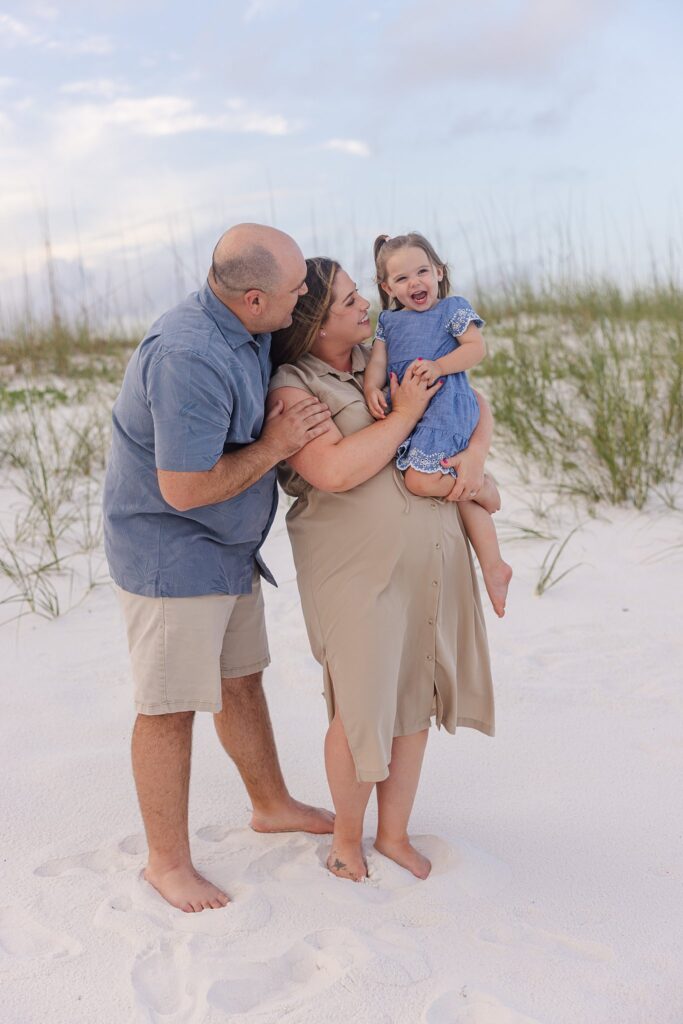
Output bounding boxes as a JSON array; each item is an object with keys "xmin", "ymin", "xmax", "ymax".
[{"xmin": 243, "ymin": 289, "xmax": 264, "ymax": 317}]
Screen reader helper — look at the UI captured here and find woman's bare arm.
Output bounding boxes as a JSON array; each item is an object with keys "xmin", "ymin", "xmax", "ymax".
[
  {"xmin": 268, "ymin": 372, "xmax": 441, "ymax": 493},
  {"xmin": 442, "ymin": 388, "xmax": 494, "ymax": 501}
]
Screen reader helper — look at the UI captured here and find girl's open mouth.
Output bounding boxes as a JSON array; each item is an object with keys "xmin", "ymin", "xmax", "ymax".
[{"xmin": 411, "ymin": 291, "xmax": 428, "ymax": 303}]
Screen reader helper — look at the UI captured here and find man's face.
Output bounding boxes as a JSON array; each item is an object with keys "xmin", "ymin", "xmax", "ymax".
[{"xmin": 261, "ymin": 254, "xmax": 308, "ymax": 332}]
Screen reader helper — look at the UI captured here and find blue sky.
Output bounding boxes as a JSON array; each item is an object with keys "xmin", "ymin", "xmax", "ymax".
[{"xmin": 1, "ymin": 0, "xmax": 681, "ymax": 323}]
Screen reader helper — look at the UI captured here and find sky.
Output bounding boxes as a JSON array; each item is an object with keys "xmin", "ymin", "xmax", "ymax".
[{"xmin": 1, "ymin": 0, "xmax": 682, "ymax": 324}]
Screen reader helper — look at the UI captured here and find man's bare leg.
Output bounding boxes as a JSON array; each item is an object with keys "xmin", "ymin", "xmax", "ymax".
[
  {"xmin": 214, "ymin": 673, "xmax": 334, "ymax": 834},
  {"xmin": 375, "ymin": 729, "xmax": 431, "ymax": 879},
  {"xmin": 131, "ymin": 711, "xmax": 229, "ymax": 912}
]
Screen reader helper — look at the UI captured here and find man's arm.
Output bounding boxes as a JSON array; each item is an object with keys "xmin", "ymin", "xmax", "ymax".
[{"xmin": 157, "ymin": 395, "xmax": 330, "ymax": 511}]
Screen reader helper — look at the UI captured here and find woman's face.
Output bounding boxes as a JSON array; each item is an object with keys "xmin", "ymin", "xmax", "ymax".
[{"xmin": 322, "ymin": 269, "xmax": 371, "ymax": 347}]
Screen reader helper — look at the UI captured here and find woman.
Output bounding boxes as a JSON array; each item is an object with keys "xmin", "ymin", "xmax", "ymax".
[{"xmin": 268, "ymin": 259, "xmax": 496, "ymax": 883}]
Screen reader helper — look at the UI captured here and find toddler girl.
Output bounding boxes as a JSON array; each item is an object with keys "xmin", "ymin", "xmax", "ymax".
[{"xmin": 364, "ymin": 232, "xmax": 511, "ymax": 617}]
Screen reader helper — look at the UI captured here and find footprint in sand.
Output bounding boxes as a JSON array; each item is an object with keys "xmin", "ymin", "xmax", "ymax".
[
  {"xmin": 424, "ymin": 989, "xmax": 544, "ymax": 1024},
  {"xmin": 419, "ymin": 835, "xmax": 513, "ymax": 897},
  {"xmin": 131, "ymin": 938, "xmax": 198, "ymax": 1020},
  {"xmin": 35, "ymin": 840, "xmax": 143, "ymax": 878},
  {"xmin": 478, "ymin": 922, "xmax": 615, "ymax": 962},
  {"xmin": 0, "ymin": 906, "xmax": 83, "ymax": 960},
  {"xmin": 206, "ymin": 928, "xmax": 372, "ymax": 1016}
]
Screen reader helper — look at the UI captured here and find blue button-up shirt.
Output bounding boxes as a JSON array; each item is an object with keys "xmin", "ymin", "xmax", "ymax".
[{"xmin": 103, "ymin": 282, "xmax": 278, "ymax": 597}]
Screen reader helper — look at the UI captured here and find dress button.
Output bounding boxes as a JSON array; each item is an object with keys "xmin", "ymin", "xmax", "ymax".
[
  {"xmin": 430, "ymin": 503, "xmax": 437, "ymax": 510},
  {"xmin": 428, "ymin": 618, "xmax": 434, "ymax": 625},
  {"xmin": 426, "ymin": 654, "xmax": 433, "ymax": 661},
  {"xmin": 435, "ymin": 542, "xmax": 441, "ymax": 549},
  {"xmin": 432, "ymin": 580, "xmax": 438, "ymax": 587}
]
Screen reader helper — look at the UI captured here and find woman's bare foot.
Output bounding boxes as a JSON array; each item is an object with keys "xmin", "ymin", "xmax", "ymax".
[
  {"xmin": 143, "ymin": 863, "xmax": 230, "ymax": 913},
  {"xmin": 251, "ymin": 796, "xmax": 335, "ymax": 835},
  {"xmin": 482, "ymin": 559, "xmax": 513, "ymax": 617},
  {"xmin": 326, "ymin": 838, "xmax": 368, "ymax": 882},
  {"xmin": 374, "ymin": 836, "xmax": 432, "ymax": 879}
]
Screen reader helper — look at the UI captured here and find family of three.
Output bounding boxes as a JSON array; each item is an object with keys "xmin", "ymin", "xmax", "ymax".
[{"xmin": 102, "ymin": 223, "xmax": 510, "ymax": 913}]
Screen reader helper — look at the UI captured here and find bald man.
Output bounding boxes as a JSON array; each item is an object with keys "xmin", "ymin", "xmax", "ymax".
[{"xmin": 103, "ymin": 225, "xmax": 333, "ymax": 913}]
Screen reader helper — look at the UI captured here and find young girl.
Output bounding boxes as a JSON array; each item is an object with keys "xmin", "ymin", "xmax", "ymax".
[{"xmin": 364, "ymin": 232, "xmax": 512, "ymax": 617}]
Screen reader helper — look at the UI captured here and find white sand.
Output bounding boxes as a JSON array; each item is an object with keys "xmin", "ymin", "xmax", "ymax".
[{"xmin": 1, "ymin": 479, "xmax": 682, "ymax": 1023}]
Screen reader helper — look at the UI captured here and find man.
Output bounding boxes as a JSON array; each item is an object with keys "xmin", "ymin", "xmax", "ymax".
[{"xmin": 103, "ymin": 224, "xmax": 333, "ymax": 913}]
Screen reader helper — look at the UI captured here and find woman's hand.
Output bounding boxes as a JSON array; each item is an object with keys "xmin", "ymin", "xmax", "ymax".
[
  {"xmin": 390, "ymin": 370, "xmax": 443, "ymax": 426},
  {"xmin": 365, "ymin": 385, "xmax": 388, "ymax": 420},
  {"xmin": 442, "ymin": 446, "xmax": 486, "ymax": 502}
]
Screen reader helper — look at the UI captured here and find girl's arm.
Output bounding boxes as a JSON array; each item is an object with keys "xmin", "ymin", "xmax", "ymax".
[
  {"xmin": 268, "ymin": 371, "xmax": 442, "ymax": 493},
  {"xmin": 363, "ymin": 339, "xmax": 389, "ymax": 419},
  {"xmin": 410, "ymin": 323, "xmax": 486, "ymax": 383}
]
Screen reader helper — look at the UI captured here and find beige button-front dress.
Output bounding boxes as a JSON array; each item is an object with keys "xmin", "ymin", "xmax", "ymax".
[{"xmin": 270, "ymin": 344, "xmax": 494, "ymax": 783}]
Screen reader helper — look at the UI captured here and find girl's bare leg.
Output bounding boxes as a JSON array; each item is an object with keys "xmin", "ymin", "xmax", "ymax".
[
  {"xmin": 324, "ymin": 713, "xmax": 373, "ymax": 881},
  {"xmin": 404, "ymin": 467, "xmax": 452, "ymax": 497},
  {"xmin": 375, "ymin": 729, "xmax": 431, "ymax": 879},
  {"xmin": 459, "ymin": 501, "xmax": 512, "ymax": 617}
]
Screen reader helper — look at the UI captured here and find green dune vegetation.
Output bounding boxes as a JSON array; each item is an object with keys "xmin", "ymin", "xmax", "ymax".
[{"xmin": 1, "ymin": 275, "xmax": 682, "ymax": 619}]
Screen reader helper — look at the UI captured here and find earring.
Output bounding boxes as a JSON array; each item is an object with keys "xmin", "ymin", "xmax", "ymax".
[{"xmin": 320, "ymin": 330, "xmax": 326, "ymax": 337}]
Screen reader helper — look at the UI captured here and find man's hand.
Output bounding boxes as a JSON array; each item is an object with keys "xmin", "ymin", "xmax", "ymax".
[{"xmin": 260, "ymin": 395, "xmax": 331, "ymax": 460}]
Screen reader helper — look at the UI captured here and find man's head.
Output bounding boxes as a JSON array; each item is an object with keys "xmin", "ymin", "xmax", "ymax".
[{"xmin": 209, "ymin": 224, "xmax": 307, "ymax": 333}]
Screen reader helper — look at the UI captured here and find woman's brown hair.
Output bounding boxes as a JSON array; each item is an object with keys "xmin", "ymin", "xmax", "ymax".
[
  {"xmin": 373, "ymin": 232, "xmax": 451, "ymax": 311},
  {"xmin": 270, "ymin": 257, "xmax": 341, "ymax": 368}
]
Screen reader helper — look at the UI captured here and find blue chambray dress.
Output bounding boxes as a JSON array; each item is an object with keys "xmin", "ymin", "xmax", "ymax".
[{"xmin": 375, "ymin": 295, "xmax": 484, "ymax": 476}]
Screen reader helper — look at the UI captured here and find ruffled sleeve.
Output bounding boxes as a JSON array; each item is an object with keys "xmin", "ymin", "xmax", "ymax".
[
  {"xmin": 374, "ymin": 311, "xmax": 388, "ymax": 342},
  {"xmin": 444, "ymin": 296, "xmax": 485, "ymax": 338}
]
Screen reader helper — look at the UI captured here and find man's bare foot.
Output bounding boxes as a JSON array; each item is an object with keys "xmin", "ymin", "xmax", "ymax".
[
  {"xmin": 374, "ymin": 836, "xmax": 431, "ymax": 879},
  {"xmin": 482, "ymin": 559, "xmax": 513, "ymax": 617},
  {"xmin": 143, "ymin": 863, "xmax": 230, "ymax": 913},
  {"xmin": 326, "ymin": 838, "xmax": 367, "ymax": 882},
  {"xmin": 250, "ymin": 796, "xmax": 335, "ymax": 835}
]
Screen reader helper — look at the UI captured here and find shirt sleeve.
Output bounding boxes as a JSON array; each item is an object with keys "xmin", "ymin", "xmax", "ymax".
[
  {"xmin": 146, "ymin": 349, "xmax": 234, "ymax": 472},
  {"xmin": 445, "ymin": 296, "xmax": 485, "ymax": 338}
]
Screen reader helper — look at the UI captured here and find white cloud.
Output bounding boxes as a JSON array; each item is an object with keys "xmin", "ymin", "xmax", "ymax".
[
  {"xmin": 60, "ymin": 79, "xmax": 128, "ymax": 99},
  {"xmin": 323, "ymin": 138, "xmax": 371, "ymax": 158},
  {"xmin": 0, "ymin": 13, "xmax": 112, "ymax": 55}
]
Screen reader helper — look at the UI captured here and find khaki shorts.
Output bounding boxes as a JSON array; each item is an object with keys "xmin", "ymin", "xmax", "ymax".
[{"xmin": 116, "ymin": 572, "xmax": 270, "ymax": 715}]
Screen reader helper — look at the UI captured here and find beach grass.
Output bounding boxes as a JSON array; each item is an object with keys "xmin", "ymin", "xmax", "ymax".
[{"xmin": 0, "ymin": 275, "xmax": 681, "ymax": 619}]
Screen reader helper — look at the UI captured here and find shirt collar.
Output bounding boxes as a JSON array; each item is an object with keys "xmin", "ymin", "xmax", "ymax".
[
  {"xmin": 198, "ymin": 280, "xmax": 270, "ymax": 351},
  {"xmin": 303, "ymin": 344, "xmax": 370, "ymax": 380}
]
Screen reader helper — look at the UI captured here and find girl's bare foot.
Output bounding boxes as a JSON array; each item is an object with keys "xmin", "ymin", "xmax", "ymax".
[
  {"xmin": 143, "ymin": 863, "xmax": 230, "ymax": 913},
  {"xmin": 374, "ymin": 836, "xmax": 431, "ymax": 879},
  {"xmin": 482, "ymin": 559, "xmax": 512, "ymax": 617},
  {"xmin": 326, "ymin": 838, "xmax": 367, "ymax": 882},
  {"xmin": 251, "ymin": 797, "xmax": 335, "ymax": 835}
]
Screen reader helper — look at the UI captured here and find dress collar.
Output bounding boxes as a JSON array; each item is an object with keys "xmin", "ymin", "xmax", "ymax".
[{"xmin": 303, "ymin": 344, "xmax": 370, "ymax": 380}]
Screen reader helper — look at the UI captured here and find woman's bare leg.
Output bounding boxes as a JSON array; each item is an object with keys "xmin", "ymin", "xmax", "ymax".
[
  {"xmin": 375, "ymin": 729, "xmax": 431, "ymax": 879},
  {"xmin": 324, "ymin": 713, "xmax": 373, "ymax": 881},
  {"xmin": 459, "ymin": 501, "xmax": 512, "ymax": 617}
]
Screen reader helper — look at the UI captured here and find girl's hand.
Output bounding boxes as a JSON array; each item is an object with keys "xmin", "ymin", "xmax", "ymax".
[
  {"xmin": 442, "ymin": 447, "xmax": 486, "ymax": 502},
  {"xmin": 390, "ymin": 371, "xmax": 443, "ymax": 425},
  {"xmin": 365, "ymin": 386, "xmax": 388, "ymax": 419},
  {"xmin": 408, "ymin": 358, "xmax": 442, "ymax": 385}
]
